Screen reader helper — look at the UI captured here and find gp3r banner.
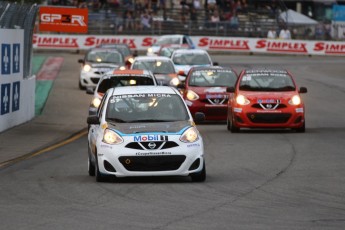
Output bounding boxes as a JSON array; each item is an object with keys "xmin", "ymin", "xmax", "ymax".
[{"xmin": 39, "ymin": 7, "xmax": 88, "ymax": 33}]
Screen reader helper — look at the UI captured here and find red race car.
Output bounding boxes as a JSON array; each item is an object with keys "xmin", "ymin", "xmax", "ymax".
[
  {"xmin": 226, "ymin": 69, "xmax": 307, "ymax": 132},
  {"xmin": 179, "ymin": 66, "xmax": 238, "ymax": 121}
]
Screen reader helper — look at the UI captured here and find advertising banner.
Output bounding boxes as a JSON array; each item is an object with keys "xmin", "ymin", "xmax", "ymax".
[
  {"xmin": 33, "ymin": 34, "xmax": 345, "ymax": 56},
  {"xmin": 39, "ymin": 7, "xmax": 88, "ymax": 33}
]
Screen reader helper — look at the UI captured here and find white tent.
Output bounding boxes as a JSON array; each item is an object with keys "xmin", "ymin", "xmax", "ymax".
[{"xmin": 280, "ymin": 9, "xmax": 318, "ymax": 25}]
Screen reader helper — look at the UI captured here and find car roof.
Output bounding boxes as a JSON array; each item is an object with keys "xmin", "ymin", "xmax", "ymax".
[
  {"xmin": 102, "ymin": 69, "xmax": 154, "ymax": 78},
  {"xmin": 244, "ymin": 69, "xmax": 288, "ymax": 74},
  {"xmin": 88, "ymin": 47, "xmax": 122, "ymax": 53},
  {"xmin": 172, "ymin": 49, "xmax": 208, "ymax": 54},
  {"xmin": 133, "ymin": 56, "xmax": 172, "ymax": 61},
  {"xmin": 109, "ymin": 86, "xmax": 178, "ymax": 96}
]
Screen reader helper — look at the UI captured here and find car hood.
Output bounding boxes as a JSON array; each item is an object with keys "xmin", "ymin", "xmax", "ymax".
[
  {"xmin": 240, "ymin": 91, "xmax": 298, "ymax": 101},
  {"xmin": 175, "ymin": 64, "xmax": 212, "ymax": 75},
  {"xmin": 108, "ymin": 120, "xmax": 193, "ymax": 135},
  {"xmin": 88, "ymin": 62, "xmax": 121, "ymax": 68}
]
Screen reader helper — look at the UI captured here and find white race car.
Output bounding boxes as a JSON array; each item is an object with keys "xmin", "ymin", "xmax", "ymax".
[
  {"xmin": 146, "ymin": 34, "xmax": 195, "ymax": 56},
  {"xmin": 171, "ymin": 49, "xmax": 216, "ymax": 81},
  {"xmin": 87, "ymin": 86, "xmax": 206, "ymax": 182}
]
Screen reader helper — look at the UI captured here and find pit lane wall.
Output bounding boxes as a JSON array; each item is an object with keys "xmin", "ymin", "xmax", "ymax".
[
  {"xmin": 0, "ymin": 29, "xmax": 35, "ymax": 132},
  {"xmin": 33, "ymin": 34, "xmax": 345, "ymax": 56}
]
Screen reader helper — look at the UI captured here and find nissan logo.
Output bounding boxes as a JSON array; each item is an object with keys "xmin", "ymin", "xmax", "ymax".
[{"xmin": 148, "ymin": 142, "xmax": 156, "ymax": 149}]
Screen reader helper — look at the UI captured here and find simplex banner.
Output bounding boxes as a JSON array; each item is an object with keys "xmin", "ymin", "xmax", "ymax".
[{"xmin": 32, "ymin": 34, "xmax": 345, "ymax": 56}]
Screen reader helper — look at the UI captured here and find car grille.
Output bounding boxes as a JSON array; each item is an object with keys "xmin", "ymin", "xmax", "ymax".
[
  {"xmin": 119, "ymin": 155, "xmax": 186, "ymax": 171},
  {"xmin": 90, "ymin": 77, "xmax": 100, "ymax": 84},
  {"xmin": 251, "ymin": 103, "xmax": 287, "ymax": 109},
  {"xmin": 246, "ymin": 113, "xmax": 291, "ymax": 123},
  {"xmin": 201, "ymin": 98, "xmax": 228, "ymax": 105},
  {"xmin": 125, "ymin": 141, "xmax": 179, "ymax": 150}
]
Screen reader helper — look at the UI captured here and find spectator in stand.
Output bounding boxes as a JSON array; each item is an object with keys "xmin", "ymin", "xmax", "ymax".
[
  {"xmin": 279, "ymin": 26, "xmax": 291, "ymax": 39},
  {"xmin": 229, "ymin": 12, "xmax": 239, "ymax": 30},
  {"xmin": 267, "ymin": 28, "xmax": 277, "ymax": 39},
  {"xmin": 140, "ymin": 10, "xmax": 152, "ymax": 30},
  {"xmin": 124, "ymin": 10, "xmax": 136, "ymax": 30}
]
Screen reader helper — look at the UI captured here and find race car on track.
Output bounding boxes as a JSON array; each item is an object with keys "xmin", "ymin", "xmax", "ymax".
[
  {"xmin": 96, "ymin": 43, "xmax": 138, "ymax": 68},
  {"xmin": 179, "ymin": 66, "xmax": 238, "ymax": 121},
  {"xmin": 87, "ymin": 69, "xmax": 158, "ymax": 115},
  {"xmin": 78, "ymin": 48, "xmax": 126, "ymax": 90},
  {"xmin": 226, "ymin": 69, "xmax": 308, "ymax": 133},
  {"xmin": 130, "ymin": 56, "xmax": 180, "ymax": 86},
  {"xmin": 146, "ymin": 34, "xmax": 195, "ymax": 56},
  {"xmin": 87, "ymin": 86, "xmax": 206, "ymax": 182},
  {"xmin": 171, "ymin": 49, "xmax": 216, "ymax": 80},
  {"xmin": 157, "ymin": 44, "xmax": 193, "ymax": 58}
]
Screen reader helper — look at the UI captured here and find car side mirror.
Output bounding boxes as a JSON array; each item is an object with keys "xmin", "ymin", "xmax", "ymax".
[
  {"xmin": 226, "ymin": 87, "xmax": 235, "ymax": 93},
  {"xmin": 78, "ymin": 59, "xmax": 84, "ymax": 64},
  {"xmin": 86, "ymin": 87, "xmax": 95, "ymax": 94},
  {"xmin": 194, "ymin": 112, "xmax": 205, "ymax": 123},
  {"xmin": 87, "ymin": 116, "xmax": 100, "ymax": 125},
  {"xmin": 299, "ymin": 87, "xmax": 307, "ymax": 93}
]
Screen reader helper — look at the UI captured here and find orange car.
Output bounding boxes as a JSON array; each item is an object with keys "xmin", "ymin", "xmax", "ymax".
[{"xmin": 227, "ymin": 69, "xmax": 307, "ymax": 132}]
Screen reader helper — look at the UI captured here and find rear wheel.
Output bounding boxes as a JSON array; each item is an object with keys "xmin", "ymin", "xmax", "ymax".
[{"xmin": 190, "ymin": 161, "xmax": 206, "ymax": 182}]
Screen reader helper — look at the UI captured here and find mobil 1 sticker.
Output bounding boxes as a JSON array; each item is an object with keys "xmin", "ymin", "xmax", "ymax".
[
  {"xmin": 1, "ymin": 83, "xmax": 11, "ymax": 115},
  {"xmin": 1, "ymin": 44, "xmax": 11, "ymax": 75}
]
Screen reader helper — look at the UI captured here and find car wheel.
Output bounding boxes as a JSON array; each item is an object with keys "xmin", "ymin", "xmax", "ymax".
[
  {"xmin": 295, "ymin": 122, "xmax": 305, "ymax": 133},
  {"xmin": 88, "ymin": 156, "xmax": 95, "ymax": 176},
  {"xmin": 230, "ymin": 116, "xmax": 240, "ymax": 133},
  {"xmin": 190, "ymin": 161, "xmax": 206, "ymax": 182},
  {"xmin": 79, "ymin": 80, "xmax": 86, "ymax": 90},
  {"xmin": 95, "ymin": 156, "xmax": 107, "ymax": 182}
]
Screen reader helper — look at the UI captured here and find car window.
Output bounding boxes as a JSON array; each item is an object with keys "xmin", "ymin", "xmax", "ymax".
[
  {"xmin": 132, "ymin": 60, "xmax": 175, "ymax": 74},
  {"xmin": 105, "ymin": 94, "xmax": 189, "ymax": 123},
  {"xmin": 98, "ymin": 77, "xmax": 155, "ymax": 94},
  {"xmin": 86, "ymin": 51, "xmax": 123, "ymax": 64},
  {"xmin": 239, "ymin": 73, "xmax": 295, "ymax": 91},
  {"xmin": 189, "ymin": 70, "xmax": 237, "ymax": 87},
  {"xmin": 173, "ymin": 53, "xmax": 211, "ymax": 65}
]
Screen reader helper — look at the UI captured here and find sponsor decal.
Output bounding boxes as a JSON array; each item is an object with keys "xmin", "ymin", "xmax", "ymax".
[
  {"xmin": 141, "ymin": 37, "xmax": 157, "ymax": 47},
  {"xmin": 256, "ymin": 110, "xmax": 282, "ymax": 113},
  {"xmin": 198, "ymin": 38, "xmax": 250, "ymax": 50},
  {"xmin": 100, "ymin": 144, "xmax": 112, "ymax": 149},
  {"xmin": 313, "ymin": 42, "xmax": 345, "ymax": 54},
  {"xmin": 256, "ymin": 40, "xmax": 307, "ymax": 53},
  {"xmin": 84, "ymin": 37, "xmax": 137, "ymax": 49},
  {"xmin": 257, "ymin": 99, "xmax": 279, "ymax": 103},
  {"xmin": 187, "ymin": 143, "xmax": 200, "ymax": 148},
  {"xmin": 185, "ymin": 100, "xmax": 193, "ymax": 106},
  {"xmin": 233, "ymin": 107, "xmax": 242, "ymax": 113},
  {"xmin": 113, "ymin": 93, "xmax": 172, "ymax": 99},
  {"xmin": 39, "ymin": 7, "xmax": 88, "ymax": 33},
  {"xmin": 205, "ymin": 87, "xmax": 226, "ymax": 93},
  {"xmin": 206, "ymin": 94, "xmax": 226, "ymax": 99},
  {"xmin": 296, "ymin": 108, "xmax": 304, "ymax": 113},
  {"xmin": 129, "ymin": 125, "xmax": 146, "ymax": 129},
  {"xmin": 135, "ymin": 151, "xmax": 172, "ymax": 156},
  {"xmin": 134, "ymin": 135, "xmax": 168, "ymax": 142},
  {"xmin": 33, "ymin": 35, "xmax": 79, "ymax": 48}
]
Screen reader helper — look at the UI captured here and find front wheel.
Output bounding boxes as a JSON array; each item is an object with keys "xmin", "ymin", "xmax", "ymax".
[
  {"xmin": 190, "ymin": 161, "xmax": 206, "ymax": 182},
  {"xmin": 294, "ymin": 122, "xmax": 305, "ymax": 133},
  {"xmin": 228, "ymin": 116, "xmax": 240, "ymax": 133},
  {"xmin": 95, "ymin": 157, "xmax": 107, "ymax": 182},
  {"xmin": 88, "ymin": 156, "xmax": 95, "ymax": 176},
  {"xmin": 79, "ymin": 80, "xmax": 86, "ymax": 90}
]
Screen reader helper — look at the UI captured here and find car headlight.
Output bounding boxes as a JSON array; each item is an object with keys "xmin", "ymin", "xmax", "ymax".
[
  {"xmin": 180, "ymin": 127, "xmax": 199, "ymax": 143},
  {"xmin": 83, "ymin": 64, "xmax": 91, "ymax": 72},
  {"xmin": 236, "ymin": 95, "xmax": 250, "ymax": 105},
  {"xmin": 91, "ymin": 97, "xmax": 101, "ymax": 108},
  {"xmin": 119, "ymin": 66, "xmax": 126, "ymax": 70},
  {"xmin": 128, "ymin": 57, "xmax": 134, "ymax": 64},
  {"xmin": 170, "ymin": 77, "xmax": 180, "ymax": 86},
  {"xmin": 186, "ymin": 90, "xmax": 199, "ymax": 101},
  {"xmin": 103, "ymin": 129, "xmax": 123, "ymax": 145},
  {"xmin": 289, "ymin": 95, "xmax": 301, "ymax": 105},
  {"xmin": 147, "ymin": 48, "xmax": 153, "ymax": 54}
]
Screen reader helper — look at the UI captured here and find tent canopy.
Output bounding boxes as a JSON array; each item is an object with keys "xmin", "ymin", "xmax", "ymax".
[{"xmin": 280, "ymin": 9, "xmax": 318, "ymax": 25}]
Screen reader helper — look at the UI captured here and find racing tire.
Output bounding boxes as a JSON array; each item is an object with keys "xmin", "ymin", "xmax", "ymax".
[
  {"xmin": 229, "ymin": 116, "xmax": 240, "ymax": 133},
  {"xmin": 295, "ymin": 122, "xmax": 305, "ymax": 133},
  {"xmin": 95, "ymin": 157, "xmax": 107, "ymax": 182},
  {"xmin": 79, "ymin": 80, "xmax": 86, "ymax": 90},
  {"xmin": 88, "ymin": 156, "xmax": 95, "ymax": 176},
  {"xmin": 190, "ymin": 161, "xmax": 206, "ymax": 182}
]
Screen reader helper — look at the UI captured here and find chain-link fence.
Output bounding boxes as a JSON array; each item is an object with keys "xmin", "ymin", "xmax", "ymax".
[{"xmin": 0, "ymin": 1, "xmax": 39, "ymax": 79}]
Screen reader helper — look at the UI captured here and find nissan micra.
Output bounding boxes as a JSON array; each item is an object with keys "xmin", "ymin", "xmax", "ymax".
[{"xmin": 87, "ymin": 86, "xmax": 206, "ymax": 182}]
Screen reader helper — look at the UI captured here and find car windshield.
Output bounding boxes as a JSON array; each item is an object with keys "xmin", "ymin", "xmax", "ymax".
[
  {"xmin": 155, "ymin": 37, "xmax": 180, "ymax": 45},
  {"xmin": 239, "ymin": 73, "xmax": 296, "ymax": 91},
  {"xmin": 106, "ymin": 94, "xmax": 189, "ymax": 123},
  {"xmin": 132, "ymin": 60, "xmax": 175, "ymax": 74},
  {"xmin": 189, "ymin": 69, "xmax": 237, "ymax": 87},
  {"xmin": 173, "ymin": 53, "xmax": 211, "ymax": 65},
  {"xmin": 86, "ymin": 51, "xmax": 123, "ymax": 64},
  {"xmin": 97, "ymin": 77, "xmax": 155, "ymax": 94}
]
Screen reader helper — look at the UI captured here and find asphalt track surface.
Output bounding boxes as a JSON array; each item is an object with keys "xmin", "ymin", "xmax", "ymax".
[{"xmin": 1, "ymin": 53, "xmax": 345, "ymax": 230}]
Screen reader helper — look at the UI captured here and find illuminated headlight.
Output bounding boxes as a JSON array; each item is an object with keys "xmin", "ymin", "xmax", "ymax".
[
  {"xmin": 186, "ymin": 90, "xmax": 199, "ymax": 101},
  {"xmin": 180, "ymin": 127, "xmax": 199, "ymax": 143},
  {"xmin": 170, "ymin": 77, "xmax": 180, "ymax": 86},
  {"xmin": 128, "ymin": 58, "xmax": 134, "ymax": 64},
  {"xmin": 119, "ymin": 66, "xmax": 126, "ymax": 70},
  {"xmin": 102, "ymin": 129, "xmax": 123, "ymax": 145},
  {"xmin": 91, "ymin": 97, "xmax": 101, "ymax": 108},
  {"xmin": 83, "ymin": 64, "xmax": 91, "ymax": 72},
  {"xmin": 289, "ymin": 95, "xmax": 301, "ymax": 105},
  {"xmin": 236, "ymin": 95, "xmax": 250, "ymax": 105},
  {"xmin": 147, "ymin": 48, "xmax": 153, "ymax": 54},
  {"xmin": 129, "ymin": 79, "xmax": 137, "ymax": 85}
]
